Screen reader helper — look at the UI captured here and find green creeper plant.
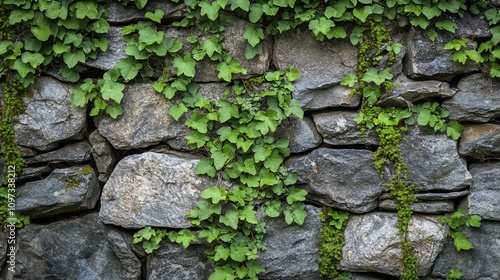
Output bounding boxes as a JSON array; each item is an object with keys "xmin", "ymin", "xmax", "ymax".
[
  {"xmin": 439, "ymin": 208, "xmax": 482, "ymax": 251},
  {"xmin": 318, "ymin": 208, "xmax": 350, "ymax": 279}
]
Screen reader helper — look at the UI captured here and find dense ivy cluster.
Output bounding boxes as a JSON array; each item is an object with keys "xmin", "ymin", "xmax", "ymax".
[{"xmin": 318, "ymin": 208, "xmax": 350, "ymax": 279}]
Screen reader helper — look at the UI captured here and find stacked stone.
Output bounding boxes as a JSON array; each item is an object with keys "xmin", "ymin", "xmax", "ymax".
[{"xmin": 0, "ymin": 1, "xmax": 498, "ymax": 279}]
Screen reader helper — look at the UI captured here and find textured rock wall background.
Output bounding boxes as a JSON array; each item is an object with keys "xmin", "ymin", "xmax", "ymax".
[{"xmin": 1, "ymin": 1, "xmax": 499, "ymax": 279}]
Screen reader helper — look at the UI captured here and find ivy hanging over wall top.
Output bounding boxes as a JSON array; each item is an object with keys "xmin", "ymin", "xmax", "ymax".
[{"xmin": 0, "ymin": 0, "xmax": 498, "ymax": 279}]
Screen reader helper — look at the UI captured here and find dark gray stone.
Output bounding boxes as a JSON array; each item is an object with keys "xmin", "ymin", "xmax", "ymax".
[
  {"xmin": 259, "ymin": 205, "xmax": 321, "ymax": 280},
  {"xmin": 100, "ymin": 152, "xmax": 230, "ymax": 229},
  {"xmin": 312, "ymin": 111, "xmax": 378, "ymax": 146},
  {"xmin": 106, "ymin": 0, "xmax": 186, "ymax": 23},
  {"xmin": 442, "ymin": 74, "xmax": 500, "ymax": 122},
  {"xmin": 16, "ymin": 166, "xmax": 100, "ymax": 219},
  {"xmin": 147, "ymin": 242, "xmax": 212, "ymax": 280},
  {"xmin": 286, "ymin": 148, "xmax": 382, "ymax": 213},
  {"xmin": 0, "ymin": 213, "xmax": 141, "ymax": 280},
  {"xmin": 432, "ymin": 221, "xmax": 500, "ymax": 280},
  {"xmin": 293, "ymin": 85, "xmax": 360, "ymax": 111},
  {"xmin": 338, "ymin": 212, "xmax": 447, "ymax": 277},
  {"xmin": 18, "ymin": 165, "xmax": 52, "ymax": 181},
  {"xmin": 459, "ymin": 124, "xmax": 500, "ymax": 158},
  {"xmin": 378, "ymin": 75, "xmax": 456, "ymax": 107},
  {"xmin": 273, "ymin": 27, "xmax": 357, "ymax": 97},
  {"xmin": 25, "ymin": 141, "xmax": 92, "ymax": 164},
  {"xmin": 468, "ymin": 162, "xmax": 500, "ymax": 221},
  {"xmin": 0, "ymin": 232, "xmax": 6, "ymax": 273},
  {"xmin": 94, "ymin": 83, "xmax": 189, "ymax": 150},
  {"xmin": 449, "ymin": 12, "xmax": 491, "ymax": 39},
  {"xmin": 415, "ymin": 190, "xmax": 469, "ymax": 201},
  {"xmin": 85, "ymin": 27, "xmax": 127, "ymax": 70},
  {"xmin": 379, "ymin": 200, "xmax": 454, "ymax": 214},
  {"xmin": 13, "ymin": 76, "xmax": 86, "ymax": 151},
  {"xmin": 401, "ymin": 126, "xmax": 472, "ymax": 191},
  {"xmin": 404, "ymin": 27, "xmax": 481, "ymax": 81},
  {"xmin": 89, "ymin": 130, "xmax": 118, "ymax": 182},
  {"xmin": 275, "ymin": 117, "xmax": 322, "ymax": 153}
]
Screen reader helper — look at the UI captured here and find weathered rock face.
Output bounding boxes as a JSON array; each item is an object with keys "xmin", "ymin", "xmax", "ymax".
[
  {"xmin": 378, "ymin": 75, "xmax": 456, "ymax": 107},
  {"xmin": 89, "ymin": 130, "xmax": 118, "ymax": 182},
  {"xmin": 432, "ymin": 221, "xmax": 500, "ymax": 280},
  {"xmin": 94, "ymin": 83, "xmax": 189, "ymax": 150},
  {"xmin": 442, "ymin": 73, "xmax": 500, "ymax": 122},
  {"xmin": 467, "ymin": 162, "xmax": 500, "ymax": 221},
  {"xmin": 401, "ymin": 127, "xmax": 472, "ymax": 191},
  {"xmin": 259, "ymin": 205, "xmax": 321, "ymax": 280},
  {"xmin": 312, "ymin": 111, "xmax": 378, "ymax": 146},
  {"xmin": 293, "ymin": 85, "xmax": 360, "ymax": 111},
  {"xmin": 459, "ymin": 124, "xmax": 500, "ymax": 158},
  {"xmin": 275, "ymin": 117, "xmax": 322, "ymax": 153},
  {"xmin": 274, "ymin": 27, "xmax": 357, "ymax": 98},
  {"xmin": 13, "ymin": 76, "xmax": 86, "ymax": 151},
  {"xmin": 339, "ymin": 212, "xmax": 447, "ymax": 277},
  {"xmin": 25, "ymin": 141, "xmax": 91, "ymax": 164},
  {"xmin": 379, "ymin": 200, "xmax": 454, "ymax": 214},
  {"xmin": 286, "ymin": 148, "xmax": 382, "ymax": 213},
  {"xmin": 404, "ymin": 28, "xmax": 480, "ymax": 80},
  {"xmin": 106, "ymin": 0, "xmax": 186, "ymax": 23},
  {"xmin": 147, "ymin": 242, "xmax": 213, "ymax": 280},
  {"xmin": 2, "ymin": 213, "xmax": 141, "ymax": 280},
  {"xmin": 84, "ymin": 27, "xmax": 128, "ymax": 70},
  {"xmin": 16, "ymin": 166, "xmax": 100, "ymax": 219},
  {"xmin": 100, "ymin": 152, "xmax": 225, "ymax": 229}
]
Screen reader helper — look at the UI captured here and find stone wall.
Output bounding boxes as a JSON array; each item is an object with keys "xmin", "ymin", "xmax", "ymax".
[{"xmin": 1, "ymin": 1, "xmax": 499, "ymax": 279}]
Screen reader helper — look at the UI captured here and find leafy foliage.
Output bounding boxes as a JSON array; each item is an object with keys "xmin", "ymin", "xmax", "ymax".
[
  {"xmin": 318, "ymin": 208, "xmax": 350, "ymax": 279},
  {"xmin": 439, "ymin": 209, "xmax": 482, "ymax": 251}
]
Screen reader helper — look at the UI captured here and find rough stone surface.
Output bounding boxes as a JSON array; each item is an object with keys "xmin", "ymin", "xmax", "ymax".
[
  {"xmin": 106, "ymin": 0, "xmax": 186, "ymax": 23},
  {"xmin": 312, "ymin": 111, "xmax": 378, "ymax": 146},
  {"xmin": 286, "ymin": 148, "xmax": 382, "ymax": 213},
  {"xmin": 89, "ymin": 130, "xmax": 118, "ymax": 182},
  {"xmin": 404, "ymin": 28, "xmax": 480, "ymax": 80},
  {"xmin": 94, "ymin": 83, "xmax": 189, "ymax": 150},
  {"xmin": 442, "ymin": 73, "xmax": 500, "ymax": 122},
  {"xmin": 259, "ymin": 205, "xmax": 321, "ymax": 280},
  {"xmin": 26, "ymin": 141, "xmax": 92, "ymax": 164},
  {"xmin": 0, "ymin": 213, "xmax": 141, "ymax": 280},
  {"xmin": 379, "ymin": 200, "xmax": 454, "ymax": 214},
  {"xmin": 274, "ymin": 27, "xmax": 357, "ymax": 97},
  {"xmin": 13, "ymin": 76, "xmax": 86, "ymax": 151},
  {"xmin": 275, "ymin": 117, "xmax": 322, "ymax": 153},
  {"xmin": 380, "ymin": 190, "xmax": 469, "ymax": 201},
  {"xmin": 293, "ymin": 85, "xmax": 360, "ymax": 111},
  {"xmin": 0, "ymin": 232, "xmax": 6, "ymax": 273},
  {"xmin": 16, "ymin": 166, "xmax": 100, "ymax": 219},
  {"xmin": 467, "ymin": 162, "xmax": 500, "ymax": 221},
  {"xmin": 449, "ymin": 12, "xmax": 491, "ymax": 39},
  {"xmin": 100, "ymin": 152, "xmax": 227, "ymax": 228},
  {"xmin": 432, "ymin": 221, "xmax": 500, "ymax": 280},
  {"xmin": 378, "ymin": 75, "xmax": 456, "ymax": 107},
  {"xmin": 401, "ymin": 127, "xmax": 472, "ymax": 191},
  {"xmin": 17, "ymin": 165, "xmax": 52, "ymax": 181},
  {"xmin": 459, "ymin": 124, "xmax": 500, "ymax": 158},
  {"xmin": 147, "ymin": 242, "xmax": 212, "ymax": 280},
  {"xmin": 85, "ymin": 27, "xmax": 127, "ymax": 70},
  {"xmin": 339, "ymin": 212, "xmax": 447, "ymax": 277}
]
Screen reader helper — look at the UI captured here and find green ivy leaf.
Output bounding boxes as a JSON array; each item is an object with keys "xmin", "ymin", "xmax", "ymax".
[
  {"xmin": 106, "ymin": 102, "xmax": 123, "ymax": 119},
  {"xmin": 145, "ymin": 9, "xmax": 165, "ymax": 23},
  {"xmin": 63, "ymin": 49, "xmax": 86, "ymax": 68},
  {"xmin": 286, "ymin": 187, "xmax": 307, "ymax": 204},
  {"xmin": 353, "ymin": 6, "xmax": 372, "ymax": 23},
  {"xmin": 168, "ymin": 103, "xmax": 188, "ymax": 121},
  {"xmin": 134, "ymin": 0, "xmax": 148, "ymax": 9},
  {"xmin": 115, "ymin": 57, "xmax": 142, "ymax": 82},
  {"xmin": 195, "ymin": 158, "xmax": 216, "ymax": 177},
  {"xmin": 422, "ymin": 6, "xmax": 442, "ymax": 19},
  {"xmin": 466, "ymin": 214, "xmax": 481, "ymax": 227},
  {"xmin": 74, "ymin": 0, "xmax": 100, "ymax": 19},
  {"xmin": 264, "ymin": 200, "xmax": 281, "ymax": 217},
  {"xmin": 216, "ymin": 58, "xmax": 247, "ymax": 82},
  {"xmin": 447, "ymin": 268, "xmax": 463, "ymax": 280},
  {"xmin": 21, "ymin": 52, "xmax": 44, "ymax": 68},
  {"xmin": 248, "ymin": 3, "xmax": 264, "ymax": 23},
  {"xmin": 101, "ymin": 79, "xmax": 125, "ymax": 103},
  {"xmin": 199, "ymin": 0, "xmax": 221, "ymax": 21},
  {"xmin": 173, "ymin": 55, "xmax": 196, "ymax": 77},
  {"xmin": 451, "ymin": 231, "xmax": 474, "ymax": 251},
  {"xmin": 435, "ymin": 20, "xmax": 458, "ymax": 33},
  {"xmin": 229, "ymin": 0, "xmax": 250, "ymax": 11},
  {"xmin": 243, "ymin": 25, "xmax": 265, "ymax": 47},
  {"xmin": 245, "ymin": 43, "xmax": 262, "ymax": 59},
  {"xmin": 361, "ymin": 68, "xmax": 393, "ymax": 85},
  {"xmin": 201, "ymin": 186, "xmax": 228, "ymax": 204},
  {"xmin": 446, "ymin": 121, "xmax": 463, "ymax": 140},
  {"xmin": 341, "ymin": 73, "xmax": 358, "ymax": 87}
]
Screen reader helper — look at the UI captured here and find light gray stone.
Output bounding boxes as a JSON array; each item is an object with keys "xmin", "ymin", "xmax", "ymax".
[
  {"xmin": 94, "ymin": 83, "xmax": 189, "ymax": 150},
  {"xmin": 18, "ymin": 165, "xmax": 52, "ymax": 181},
  {"xmin": 273, "ymin": 27, "xmax": 357, "ymax": 98},
  {"xmin": 89, "ymin": 130, "xmax": 118, "ymax": 182},
  {"xmin": 467, "ymin": 162, "xmax": 500, "ymax": 221},
  {"xmin": 286, "ymin": 148, "xmax": 382, "ymax": 213},
  {"xmin": 84, "ymin": 27, "xmax": 127, "ymax": 70},
  {"xmin": 432, "ymin": 221, "xmax": 500, "ymax": 280},
  {"xmin": 147, "ymin": 242, "xmax": 212, "ymax": 280},
  {"xmin": 459, "ymin": 124, "xmax": 500, "ymax": 158},
  {"xmin": 100, "ymin": 152, "xmax": 227, "ymax": 229},
  {"xmin": 293, "ymin": 85, "xmax": 360, "ymax": 111},
  {"xmin": 16, "ymin": 166, "xmax": 100, "ymax": 219},
  {"xmin": 339, "ymin": 212, "xmax": 447, "ymax": 277},
  {"xmin": 404, "ymin": 27, "xmax": 480, "ymax": 81},
  {"xmin": 312, "ymin": 111, "xmax": 378, "ymax": 146},
  {"xmin": 106, "ymin": 0, "xmax": 186, "ymax": 23},
  {"xmin": 379, "ymin": 200, "xmax": 454, "ymax": 214},
  {"xmin": 275, "ymin": 117, "xmax": 322, "ymax": 153},
  {"xmin": 13, "ymin": 76, "xmax": 86, "ymax": 151},
  {"xmin": 415, "ymin": 190, "xmax": 469, "ymax": 201},
  {"xmin": 25, "ymin": 141, "xmax": 92, "ymax": 164},
  {"xmin": 401, "ymin": 126, "xmax": 472, "ymax": 191},
  {"xmin": 378, "ymin": 75, "xmax": 456, "ymax": 107},
  {"xmin": 259, "ymin": 205, "xmax": 321, "ymax": 280},
  {"xmin": 0, "ymin": 213, "xmax": 141, "ymax": 280},
  {"xmin": 442, "ymin": 73, "xmax": 500, "ymax": 122}
]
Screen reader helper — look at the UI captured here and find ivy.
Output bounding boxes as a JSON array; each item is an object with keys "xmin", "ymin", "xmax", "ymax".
[
  {"xmin": 318, "ymin": 208, "xmax": 350, "ymax": 279},
  {"xmin": 439, "ymin": 208, "xmax": 482, "ymax": 251}
]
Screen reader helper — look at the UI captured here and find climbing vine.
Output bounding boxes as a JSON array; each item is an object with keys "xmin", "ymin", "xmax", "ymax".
[
  {"xmin": 0, "ymin": 0, "xmax": 499, "ymax": 279},
  {"xmin": 318, "ymin": 208, "xmax": 350, "ymax": 279}
]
